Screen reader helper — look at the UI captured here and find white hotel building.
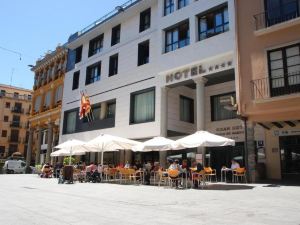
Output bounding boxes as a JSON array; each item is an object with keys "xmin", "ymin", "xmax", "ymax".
[{"xmin": 60, "ymin": 0, "xmax": 264, "ymax": 172}]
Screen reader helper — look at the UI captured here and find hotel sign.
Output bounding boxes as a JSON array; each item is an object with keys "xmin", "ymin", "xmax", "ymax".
[{"xmin": 165, "ymin": 59, "xmax": 233, "ymax": 84}]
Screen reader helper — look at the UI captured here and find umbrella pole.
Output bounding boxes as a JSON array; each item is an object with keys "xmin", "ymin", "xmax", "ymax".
[
  {"xmin": 101, "ymin": 142, "xmax": 104, "ymax": 165},
  {"xmin": 69, "ymin": 147, "xmax": 72, "ymax": 165}
]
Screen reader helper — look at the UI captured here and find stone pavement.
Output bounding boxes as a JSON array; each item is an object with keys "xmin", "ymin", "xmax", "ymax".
[{"xmin": 0, "ymin": 175, "xmax": 299, "ymax": 225}]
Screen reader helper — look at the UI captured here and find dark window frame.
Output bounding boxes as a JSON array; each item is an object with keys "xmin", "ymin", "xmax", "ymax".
[
  {"xmin": 111, "ymin": 24, "xmax": 121, "ymax": 46},
  {"xmin": 1, "ymin": 130, "xmax": 7, "ymax": 137},
  {"xmin": 75, "ymin": 46, "xmax": 83, "ymax": 64},
  {"xmin": 165, "ymin": 20, "xmax": 190, "ymax": 53},
  {"xmin": 88, "ymin": 34, "xmax": 104, "ymax": 57},
  {"xmin": 106, "ymin": 101, "xmax": 116, "ymax": 119},
  {"xmin": 267, "ymin": 43, "xmax": 300, "ymax": 97},
  {"xmin": 72, "ymin": 71, "xmax": 80, "ymax": 90},
  {"xmin": 178, "ymin": 0, "xmax": 189, "ymax": 9},
  {"xmin": 86, "ymin": 61, "xmax": 101, "ymax": 85},
  {"xmin": 130, "ymin": 87, "xmax": 156, "ymax": 125},
  {"xmin": 5, "ymin": 102, "xmax": 10, "ymax": 108},
  {"xmin": 4, "ymin": 116, "xmax": 9, "ymax": 122},
  {"xmin": 140, "ymin": 8, "xmax": 151, "ymax": 32},
  {"xmin": 109, "ymin": 54, "xmax": 119, "ymax": 76},
  {"xmin": 198, "ymin": 4, "xmax": 229, "ymax": 41},
  {"xmin": 210, "ymin": 92, "xmax": 237, "ymax": 122},
  {"xmin": 164, "ymin": 0, "xmax": 175, "ymax": 16},
  {"xmin": 138, "ymin": 40, "xmax": 150, "ymax": 66},
  {"xmin": 179, "ymin": 95, "xmax": 194, "ymax": 123}
]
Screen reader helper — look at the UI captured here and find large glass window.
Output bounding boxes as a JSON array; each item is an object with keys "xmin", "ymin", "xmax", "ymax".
[
  {"xmin": 198, "ymin": 4, "xmax": 229, "ymax": 41},
  {"xmin": 86, "ymin": 62, "xmax": 101, "ymax": 85},
  {"xmin": 178, "ymin": 0, "xmax": 189, "ymax": 9},
  {"xmin": 111, "ymin": 24, "xmax": 121, "ymax": 46},
  {"xmin": 106, "ymin": 102, "xmax": 116, "ymax": 118},
  {"xmin": 109, "ymin": 54, "xmax": 118, "ymax": 76},
  {"xmin": 211, "ymin": 92, "xmax": 237, "ymax": 121},
  {"xmin": 180, "ymin": 95, "xmax": 194, "ymax": 123},
  {"xmin": 130, "ymin": 88, "xmax": 155, "ymax": 124},
  {"xmin": 72, "ymin": 71, "xmax": 80, "ymax": 90},
  {"xmin": 89, "ymin": 34, "xmax": 104, "ymax": 57},
  {"xmin": 268, "ymin": 43, "xmax": 300, "ymax": 96},
  {"xmin": 65, "ymin": 111, "xmax": 77, "ymax": 134},
  {"xmin": 165, "ymin": 21, "xmax": 190, "ymax": 53},
  {"xmin": 44, "ymin": 91, "xmax": 51, "ymax": 108},
  {"xmin": 75, "ymin": 46, "xmax": 82, "ymax": 64},
  {"xmin": 164, "ymin": 0, "xmax": 175, "ymax": 16},
  {"xmin": 140, "ymin": 8, "xmax": 151, "ymax": 32}
]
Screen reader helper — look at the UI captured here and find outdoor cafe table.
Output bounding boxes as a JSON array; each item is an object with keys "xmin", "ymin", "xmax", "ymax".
[{"xmin": 221, "ymin": 168, "xmax": 234, "ymax": 183}]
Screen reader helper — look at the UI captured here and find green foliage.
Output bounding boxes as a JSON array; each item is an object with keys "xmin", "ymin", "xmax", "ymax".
[{"xmin": 63, "ymin": 156, "xmax": 76, "ymax": 165}]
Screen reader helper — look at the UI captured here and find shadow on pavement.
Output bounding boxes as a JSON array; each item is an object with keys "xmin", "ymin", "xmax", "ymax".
[{"xmin": 201, "ymin": 184, "xmax": 255, "ymax": 191}]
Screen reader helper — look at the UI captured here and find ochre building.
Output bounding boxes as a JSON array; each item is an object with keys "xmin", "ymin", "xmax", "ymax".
[
  {"xmin": 27, "ymin": 46, "xmax": 67, "ymax": 165},
  {"xmin": 0, "ymin": 84, "xmax": 32, "ymax": 160},
  {"xmin": 236, "ymin": 0, "xmax": 300, "ymax": 181}
]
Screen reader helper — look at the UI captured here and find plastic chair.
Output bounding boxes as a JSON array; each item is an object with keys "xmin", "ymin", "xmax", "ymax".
[
  {"xmin": 233, "ymin": 168, "xmax": 247, "ymax": 183},
  {"xmin": 168, "ymin": 169, "xmax": 180, "ymax": 188},
  {"xmin": 158, "ymin": 169, "xmax": 169, "ymax": 186},
  {"xmin": 192, "ymin": 170, "xmax": 207, "ymax": 189},
  {"xmin": 204, "ymin": 167, "xmax": 217, "ymax": 182}
]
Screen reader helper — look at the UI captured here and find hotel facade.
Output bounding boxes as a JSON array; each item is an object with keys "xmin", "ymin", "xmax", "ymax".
[
  {"xmin": 60, "ymin": 0, "xmax": 266, "ymax": 179},
  {"xmin": 236, "ymin": 0, "xmax": 300, "ymax": 181}
]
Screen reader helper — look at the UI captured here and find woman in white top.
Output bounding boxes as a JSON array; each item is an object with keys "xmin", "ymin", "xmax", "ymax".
[{"xmin": 230, "ymin": 159, "xmax": 240, "ymax": 170}]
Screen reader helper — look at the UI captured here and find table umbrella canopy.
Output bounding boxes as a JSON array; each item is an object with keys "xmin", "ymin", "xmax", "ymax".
[
  {"xmin": 173, "ymin": 131, "xmax": 235, "ymax": 149},
  {"xmin": 54, "ymin": 139, "xmax": 87, "ymax": 150},
  {"xmin": 85, "ymin": 134, "xmax": 141, "ymax": 152},
  {"xmin": 50, "ymin": 148, "xmax": 86, "ymax": 157},
  {"xmin": 132, "ymin": 136, "xmax": 182, "ymax": 152}
]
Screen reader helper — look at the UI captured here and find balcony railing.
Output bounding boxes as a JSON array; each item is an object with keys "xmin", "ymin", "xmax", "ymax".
[
  {"xmin": 11, "ymin": 107, "xmax": 24, "ymax": 114},
  {"xmin": 0, "ymin": 93, "xmax": 31, "ymax": 101},
  {"xmin": 251, "ymin": 72, "xmax": 300, "ymax": 100},
  {"xmin": 10, "ymin": 122, "xmax": 22, "ymax": 128},
  {"xmin": 8, "ymin": 136, "xmax": 21, "ymax": 143},
  {"xmin": 253, "ymin": 0, "xmax": 300, "ymax": 30}
]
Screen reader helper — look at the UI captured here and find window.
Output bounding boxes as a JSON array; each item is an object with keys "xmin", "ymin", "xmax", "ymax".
[
  {"xmin": 28, "ymin": 95, "xmax": 32, "ymax": 100},
  {"xmin": 2, "ymin": 130, "xmax": 7, "ymax": 137},
  {"xmin": 14, "ymin": 92, "xmax": 19, "ymax": 99},
  {"xmin": 34, "ymin": 96, "xmax": 41, "ymax": 112},
  {"xmin": 86, "ymin": 62, "xmax": 101, "ymax": 85},
  {"xmin": 199, "ymin": 4, "xmax": 229, "ymax": 41},
  {"xmin": 211, "ymin": 92, "xmax": 237, "ymax": 121},
  {"xmin": 180, "ymin": 95, "xmax": 194, "ymax": 123},
  {"xmin": 138, "ymin": 40, "xmax": 150, "ymax": 66},
  {"xmin": 89, "ymin": 34, "xmax": 104, "ymax": 57},
  {"xmin": 265, "ymin": 0, "xmax": 299, "ymax": 27},
  {"xmin": 0, "ymin": 146, "xmax": 4, "ymax": 153},
  {"xmin": 5, "ymin": 102, "xmax": 10, "ymax": 108},
  {"xmin": 55, "ymin": 85, "xmax": 63, "ymax": 103},
  {"xmin": 65, "ymin": 111, "xmax": 77, "ymax": 134},
  {"xmin": 164, "ymin": 0, "xmax": 175, "ymax": 16},
  {"xmin": 12, "ymin": 115, "xmax": 20, "ymax": 126},
  {"xmin": 44, "ymin": 91, "xmax": 51, "ymax": 108},
  {"xmin": 140, "ymin": 8, "xmax": 151, "ymax": 32},
  {"xmin": 72, "ymin": 71, "xmax": 80, "ymax": 90},
  {"xmin": 268, "ymin": 43, "xmax": 300, "ymax": 96},
  {"xmin": 75, "ymin": 46, "xmax": 82, "ymax": 64},
  {"xmin": 111, "ymin": 24, "xmax": 121, "ymax": 46},
  {"xmin": 106, "ymin": 102, "xmax": 116, "ymax": 118},
  {"xmin": 109, "ymin": 54, "xmax": 118, "ymax": 76},
  {"xmin": 178, "ymin": 0, "xmax": 189, "ymax": 9},
  {"xmin": 4, "ymin": 116, "xmax": 9, "ymax": 122},
  {"xmin": 10, "ymin": 130, "xmax": 19, "ymax": 142},
  {"xmin": 165, "ymin": 21, "xmax": 190, "ymax": 53},
  {"xmin": 130, "ymin": 88, "xmax": 155, "ymax": 124},
  {"xmin": 0, "ymin": 90, "xmax": 5, "ymax": 97}
]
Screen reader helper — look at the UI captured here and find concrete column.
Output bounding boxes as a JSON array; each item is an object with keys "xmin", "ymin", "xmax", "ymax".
[
  {"xmin": 125, "ymin": 150, "xmax": 132, "ymax": 164},
  {"xmin": 26, "ymin": 128, "xmax": 34, "ymax": 168},
  {"xmin": 194, "ymin": 77, "xmax": 207, "ymax": 165},
  {"xmin": 246, "ymin": 121, "xmax": 256, "ymax": 183},
  {"xmin": 90, "ymin": 152, "xmax": 96, "ymax": 163},
  {"xmin": 100, "ymin": 102, "xmax": 107, "ymax": 120},
  {"xmin": 45, "ymin": 122, "xmax": 53, "ymax": 163},
  {"xmin": 35, "ymin": 128, "xmax": 42, "ymax": 165},
  {"xmin": 159, "ymin": 87, "xmax": 169, "ymax": 169},
  {"xmin": 189, "ymin": 14, "xmax": 197, "ymax": 44}
]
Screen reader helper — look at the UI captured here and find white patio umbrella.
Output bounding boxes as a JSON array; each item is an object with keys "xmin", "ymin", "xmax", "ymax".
[
  {"xmin": 84, "ymin": 134, "xmax": 141, "ymax": 164},
  {"xmin": 50, "ymin": 148, "xmax": 86, "ymax": 157},
  {"xmin": 53, "ymin": 139, "xmax": 87, "ymax": 165},
  {"xmin": 132, "ymin": 136, "xmax": 182, "ymax": 152},
  {"xmin": 173, "ymin": 131, "xmax": 235, "ymax": 149}
]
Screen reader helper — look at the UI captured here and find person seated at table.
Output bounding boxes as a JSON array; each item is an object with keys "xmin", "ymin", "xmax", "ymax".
[
  {"xmin": 124, "ymin": 161, "xmax": 130, "ymax": 169},
  {"xmin": 231, "ymin": 159, "xmax": 240, "ymax": 170},
  {"xmin": 41, "ymin": 163, "xmax": 52, "ymax": 178}
]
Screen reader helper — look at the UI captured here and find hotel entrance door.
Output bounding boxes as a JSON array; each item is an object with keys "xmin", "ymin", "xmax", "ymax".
[{"xmin": 280, "ymin": 135, "xmax": 300, "ymax": 181}]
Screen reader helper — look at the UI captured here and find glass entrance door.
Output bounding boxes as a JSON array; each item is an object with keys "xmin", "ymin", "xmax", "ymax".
[{"xmin": 279, "ymin": 135, "xmax": 300, "ymax": 180}]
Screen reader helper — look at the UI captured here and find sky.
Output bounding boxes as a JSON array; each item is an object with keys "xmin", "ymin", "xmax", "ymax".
[{"xmin": 0, "ymin": 0, "xmax": 126, "ymax": 90}]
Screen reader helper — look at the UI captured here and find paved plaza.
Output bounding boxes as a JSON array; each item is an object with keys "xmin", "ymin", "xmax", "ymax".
[{"xmin": 0, "ymin": 175, "xmax": 299, "ymax": 225}]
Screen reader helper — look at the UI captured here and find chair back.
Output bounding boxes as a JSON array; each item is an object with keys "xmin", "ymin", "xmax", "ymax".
[
  {"xmin": 236, "ymin": 167, "xmax": 246, "ymax": 174},
  {"xmin": 168, "ymin": 169, "xmax": 179, "ymax": 178},
  {"xmin": 204, "ymin": 167, "xmax": 212, "ymax": 174}
]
